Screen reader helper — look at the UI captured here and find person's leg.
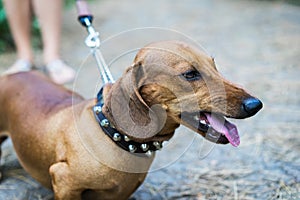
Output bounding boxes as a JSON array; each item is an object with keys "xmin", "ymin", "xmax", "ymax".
[
  {"xmin": 32, "ymin": 0, "xmax": 75, "ymax": 84},
  {"xmin": 2, "ymin": 0, "xmax": 33, "ymax": 74},
  {"xmin": 31, "ymin": 0, "xmax": 62, "ymax": 63}
]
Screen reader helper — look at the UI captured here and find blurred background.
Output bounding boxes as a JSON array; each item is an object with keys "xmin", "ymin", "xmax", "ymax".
[{"xmin": 0, "ymin": 0, "xmax": 299, "ymax": 199}]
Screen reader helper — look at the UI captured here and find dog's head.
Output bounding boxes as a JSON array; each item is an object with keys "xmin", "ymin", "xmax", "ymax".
[{"xmin": 105, "ymin": 41, "xmax": 262, "ymax": 146}]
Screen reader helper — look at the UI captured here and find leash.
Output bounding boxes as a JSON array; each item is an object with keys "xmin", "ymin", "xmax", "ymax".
[
  {"xmin": 77, "ymin": 1, "xmax": 162, "ymax": 156},
  {"xmin": 76, "ymin": 0, "xmax": 114, "ymax": 84}
]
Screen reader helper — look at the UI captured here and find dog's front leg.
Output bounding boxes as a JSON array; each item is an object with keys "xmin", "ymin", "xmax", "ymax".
[{"xmin": 49, "ymin": 162, "xmax": 82, "ymax": 200}]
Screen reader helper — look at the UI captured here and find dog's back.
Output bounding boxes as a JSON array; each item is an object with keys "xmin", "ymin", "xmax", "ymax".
[{"xmin": 0, "ymin": 71, "xmax": 82, "ymax": 117}]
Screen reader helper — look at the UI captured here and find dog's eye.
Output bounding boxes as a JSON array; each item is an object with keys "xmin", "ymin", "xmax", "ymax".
[{"xmin": 181, "ymin": 70, "xmax": 202, "ymax": 81}]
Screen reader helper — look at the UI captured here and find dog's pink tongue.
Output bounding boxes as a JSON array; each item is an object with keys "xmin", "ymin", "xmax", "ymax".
[{"xmin": 205, "ymin": 113, "xmax": 240, "ymax": 147}]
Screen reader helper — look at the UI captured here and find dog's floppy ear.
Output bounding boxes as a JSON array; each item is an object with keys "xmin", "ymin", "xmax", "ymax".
[{"xmin": 103, "ymin": 62, "xmax": 166, "ymax": 142}]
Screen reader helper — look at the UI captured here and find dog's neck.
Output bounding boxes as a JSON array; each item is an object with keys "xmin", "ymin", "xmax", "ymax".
[{"xmin": 101, "ymin": 78, "xmax": 179, "ymax": 144}]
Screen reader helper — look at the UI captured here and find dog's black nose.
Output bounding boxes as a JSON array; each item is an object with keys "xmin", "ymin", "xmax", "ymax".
[{"xmin": 242, "ymin": 97, "xmax": 263, "ymax": 117}]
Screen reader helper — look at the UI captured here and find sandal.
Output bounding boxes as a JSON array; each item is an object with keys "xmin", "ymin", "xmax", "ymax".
[
  {"xmin": 2, "ymin": 59, "xmax": 33, "ymax": 76},
  {"xmin": 46, "ymin": 59, "xmax": 76, "ymax": 84}
]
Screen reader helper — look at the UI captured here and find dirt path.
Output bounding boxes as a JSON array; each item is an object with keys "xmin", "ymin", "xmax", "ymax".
[{"xmin": 0, "ymin": 0, "xmax": 299, "ymax": 199}]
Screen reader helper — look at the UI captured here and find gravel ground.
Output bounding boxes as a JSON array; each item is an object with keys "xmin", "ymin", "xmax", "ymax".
[{"xmin": 0, "ymin": 0, "xmax": 299, "ymax": 199}]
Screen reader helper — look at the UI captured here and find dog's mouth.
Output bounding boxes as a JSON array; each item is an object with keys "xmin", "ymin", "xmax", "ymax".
[{"xmin": 181, "ymin": 112, "xmax": 240, "ymax": 147}]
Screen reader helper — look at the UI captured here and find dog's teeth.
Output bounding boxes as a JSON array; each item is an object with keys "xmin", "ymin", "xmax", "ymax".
[
  {"xmin": 200, "ymin": 120, "xmax": 207, "ymax": 125},
  {"xmin": 207, "ymin": 129, "xmax": 219, "ymax": 139}
]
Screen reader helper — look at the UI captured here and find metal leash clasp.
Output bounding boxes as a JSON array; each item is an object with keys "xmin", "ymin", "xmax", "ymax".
[
  {"xmin": 79, "ymin": 16, "xmax": 114, "ymax": 84},
  {"xmin": 83, "ymin": 18, "xmax": 100, "ymax": 48}
]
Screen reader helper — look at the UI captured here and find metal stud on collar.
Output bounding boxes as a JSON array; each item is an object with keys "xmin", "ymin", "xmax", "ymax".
[
  {"xmin": 100, "ymin": 119, "xmax": 109, "ymax": 127},
  {"xmin": 141, "ymin": 144, "xmax": 149, "ymax": 152},
  {"xmin": 129, "ymin": 144, "xmax": 137, "ymax": 153},
  {"xmin": 93, "ymin": 105, "xmax": 102, "ymax": 114},
  {"xmin": 145, "ymin": 150, "xmax": 153, "ymax": 157},
  {"xmin": 113, "ymin": 133, "xmax": 121, "ymax": 141},
  {"xmin": 124, "ymin": 135, "xmax": 130, "ymax": 142},
  {"xmin": 153, "ymin": 141, "xmax": 162, "ymax": 150}
]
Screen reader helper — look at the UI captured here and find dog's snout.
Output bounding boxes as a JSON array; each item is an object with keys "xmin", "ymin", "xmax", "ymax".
[{"xmin": 242, "ymin": 97, "xmax": 263, "ymax": 117}]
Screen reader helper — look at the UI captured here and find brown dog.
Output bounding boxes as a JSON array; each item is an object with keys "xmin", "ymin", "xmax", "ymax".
[{"xmin": 0, "ymin": 41, "xmax": 262, "ymax": 199}]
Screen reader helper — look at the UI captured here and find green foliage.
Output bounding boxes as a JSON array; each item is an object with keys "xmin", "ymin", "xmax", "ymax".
[
  {"xmin": 287, "ymin": 0, "xmax": 300, "ymax": 6},
  {"xmin": 0, "ymin": 1, "xmax": 14, "ymax": 53},
  {"xmin": 65, "ymin": 0, "xmax": 76, "ymax": 8},
  {"xmin": 260, "ymin": 0, "xmax": 300, "ymax": 5}
]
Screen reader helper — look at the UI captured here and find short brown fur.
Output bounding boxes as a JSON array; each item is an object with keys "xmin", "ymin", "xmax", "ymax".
[{"xmin": 0, "ymin": 41, "xmax": 260, "ymax": 199}]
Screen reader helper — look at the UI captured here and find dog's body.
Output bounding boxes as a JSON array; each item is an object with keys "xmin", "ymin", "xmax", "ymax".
[
  {"xmin": 0, "ymin": 41, "xmax": 262, "ymax": 199},
  {"xmin": 0, "ymin": 72, "xmax": 151, "ymax": 199}
]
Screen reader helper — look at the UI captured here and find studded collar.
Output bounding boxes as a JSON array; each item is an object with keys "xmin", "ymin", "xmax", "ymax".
[{"xmin": 93, "ymin": 88, "xmax": 163, "ymax": 156}]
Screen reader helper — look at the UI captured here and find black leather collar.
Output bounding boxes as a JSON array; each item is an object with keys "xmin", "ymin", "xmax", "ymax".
[{"xmin": 93, "ymin": 88, "xmax": 162, "ymax": 155}]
